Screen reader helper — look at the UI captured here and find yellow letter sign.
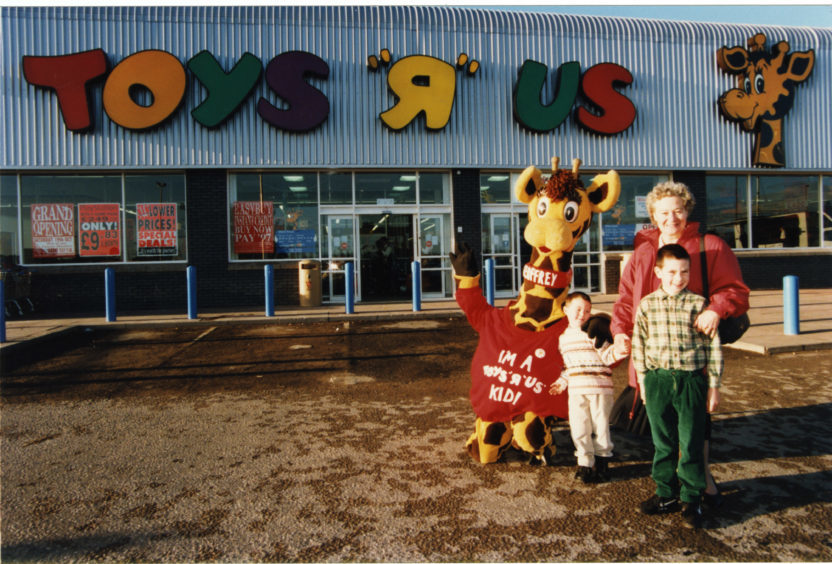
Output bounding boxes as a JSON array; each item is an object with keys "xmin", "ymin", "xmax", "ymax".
[{"xmin": 380, "ymin": 55, "xmax": 456, "ymax": 131}]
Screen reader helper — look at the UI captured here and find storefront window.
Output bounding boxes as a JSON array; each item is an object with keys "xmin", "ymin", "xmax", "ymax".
[
  {"xmin": 20, "ymin": 174, "xmax": 125, "ymax": 264},
  {"xmin": 1, "ymin": 175, "xmax": 18, "ymax": 263},
  {"xmin": 229, "ymin": 172, "xmax": 320, "ymax": 260},
  {"xmin": 706, "ymin": 175, "xmax": 748, "ymax": 249},
  {"xmin": 321, "ymin": 172, "xmax": 352, "ymax": 205},
  {"xmin": 355, "ymin": 172, "xmax": 417, "ymax": 205},
  {"xmin": 480, "ymin": 172, "xmax": 511, "ymax": 204},
  {"xmin": 590, "ymin": 174, "xmax": 667, "ymax": 251},
  {"xmin": 124, "ymin": 174, "xmax": 187, "ymax": 261},
  {"xmin": 419, "ymin": 172, "xmax": 450, "ymax": 204},
  {"xmin": 10, "ymin": 173, "xmax": 187, "ymax": 265},
  {"xmin": 751, "ymin": 175, "xmax": 818, "ymax": 248}
]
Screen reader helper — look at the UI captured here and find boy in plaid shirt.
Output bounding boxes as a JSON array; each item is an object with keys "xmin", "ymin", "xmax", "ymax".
[{"xmin": 632, "ymin": 244, "xmax": 722, "ymax": 528}]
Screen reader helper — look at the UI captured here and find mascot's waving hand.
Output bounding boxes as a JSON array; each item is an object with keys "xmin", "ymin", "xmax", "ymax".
[{"xmin": 451, "ymin": 157, "xmax": 620, "ymax": 464}]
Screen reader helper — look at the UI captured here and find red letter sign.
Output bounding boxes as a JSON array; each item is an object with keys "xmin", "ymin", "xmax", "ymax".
[
  {"xmin": 22, "ymin": 49, "xmax": 108, "ymax": 131},
  {"xmin": 576, "ymin": 63, "xmax": 636, "ymax": 135}
]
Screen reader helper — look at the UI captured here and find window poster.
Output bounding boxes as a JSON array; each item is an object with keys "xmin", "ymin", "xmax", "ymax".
[
  {"xmin": 136, "ymin": 203, "xmax": 178, "ymax": 256},
  {"xmin": 78, "ymin": 203, "xmax": 121, "ymax": 257},
  {"xmin": 233, "ymin": 201, "xmax": 275, "ymax": 254},
  {"xmin": 275, "ymin": 229, "xmax": 317, "ymax": 254},
  {"xmin": 602, "ymin": 223, "xmax": 654, "ymax": 247},
  {"xmin": 635, "ymin": 196, "xmax": 649, "ymax": 218},
  {"xmin": 31, "ymin": 203, "xmax": 75, "ymax": 258}
]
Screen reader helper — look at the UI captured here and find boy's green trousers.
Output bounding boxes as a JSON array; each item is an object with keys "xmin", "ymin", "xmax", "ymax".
[{"xmin": 643, "ymin": 368, "xmax": 707, "ymax": 504}]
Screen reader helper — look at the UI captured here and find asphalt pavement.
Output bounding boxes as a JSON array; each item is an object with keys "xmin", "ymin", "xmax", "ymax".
[{"xmin": 2, "ymin": 314, "xmax": 832, "ymax": 562}]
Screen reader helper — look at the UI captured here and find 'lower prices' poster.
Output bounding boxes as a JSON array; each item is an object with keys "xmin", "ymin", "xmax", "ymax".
[{"xmin": 137, "ymin": 203, "xmax": 178, "ymax": 257}]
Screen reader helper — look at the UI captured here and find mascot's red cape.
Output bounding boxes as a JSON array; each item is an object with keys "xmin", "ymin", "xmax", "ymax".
[{"xmin": 450, "ymin": 157, "xmax": 621, "ymax": 464}]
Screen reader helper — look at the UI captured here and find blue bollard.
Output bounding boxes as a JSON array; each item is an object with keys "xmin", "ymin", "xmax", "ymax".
[
  {"xmin": 187, "ymin": 266, "xmax": 197, "ymax": 320},
  {"xmin": 412, "ymin": 260, "xmax": 421, "ymax": 312},
  {"xmin": 1, "ymin": 278, "xmax": 6, "ymax": 343},
  {"xmin": 264, "ymin": 264, "xmax": 274, "ymax": 317},
  {"xmin": 783, "ymin": 275, "xmax": 799, "ymax": 335},
  {"xmin": 345, "ymin": 262, "xmax": 354, "ymax": 314},
  {"xmin": 105, "ymin": 267, "xmax": 116, "ymax": 322},
  {"xmin": 484, "ymin": 258, "xmax": 495, "ymax": 306}
]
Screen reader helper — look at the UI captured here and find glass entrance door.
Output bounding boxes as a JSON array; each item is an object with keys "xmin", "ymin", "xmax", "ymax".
[
  {"xmin": 322, "ymin": 215, "xmax": 355, "ymax": 303},
  {"xmin": 572, "ymin": 219, "xmax": 603, "ymax": 292},
  {"xmin": 482, "ymin": 213, "xmax": 519, "ymax": 298},
  {"xmin": 417, "ymin": 214, "xmax": 452, "ymax": 298},
  {"xmin": 359, "ymin": 213, "xmax": 414, "ymax": 301}
]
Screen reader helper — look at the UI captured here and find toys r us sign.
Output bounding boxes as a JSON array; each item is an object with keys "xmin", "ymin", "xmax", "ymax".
[{"xmin": 22, "ymin": 47, "xmax": 636, "ymax": 136}]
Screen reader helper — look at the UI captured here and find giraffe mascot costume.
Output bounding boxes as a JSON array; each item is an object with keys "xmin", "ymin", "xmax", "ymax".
[{"xmin": 451, "ymin": 157, "xmax": 620, "ymax": 464}]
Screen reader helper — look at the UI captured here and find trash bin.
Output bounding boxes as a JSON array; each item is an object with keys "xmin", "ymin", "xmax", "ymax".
[{"xmin": 298, "ymin": 260, "xmax": 322, "ymax": 307}]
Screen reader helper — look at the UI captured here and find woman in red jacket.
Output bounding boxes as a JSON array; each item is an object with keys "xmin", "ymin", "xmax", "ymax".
[{"xmin": 609, "ymin": 181, "xmax": 749, "ymax": 508}]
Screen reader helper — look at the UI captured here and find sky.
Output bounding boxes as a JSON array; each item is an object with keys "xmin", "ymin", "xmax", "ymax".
[
  {"xmin": 3, "ymin": 2, "xmax": 830, "ymax": 28},
  {"xmin": 473, "ymin": 3, "xmax": 832, "ymax": 28}
]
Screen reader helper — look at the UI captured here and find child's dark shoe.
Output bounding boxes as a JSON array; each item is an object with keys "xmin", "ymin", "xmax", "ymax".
[
  {"xmin": 682, "ymin": 501, "xmax": 704, "ymax": 528},
  {"xmin": 594, "ymin": 457, "xmax": 611, "ymax": 482},
  {"xmin": 574, "ymin": 466, "xmax": 596, "ymax": 483},
  {"xmin": 639, "ymin": 494, "xmax": 679, "ymax": 515}
]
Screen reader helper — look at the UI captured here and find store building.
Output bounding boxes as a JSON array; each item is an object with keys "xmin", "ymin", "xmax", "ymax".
[{"xmin": 1, "ymin": 6, "xmax": 830, "ymax": 314}]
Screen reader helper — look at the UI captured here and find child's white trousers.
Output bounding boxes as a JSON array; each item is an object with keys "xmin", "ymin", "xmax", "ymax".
[{"xmin": 568, "ymin": 392, "xmax": 614, "ymax": 468}]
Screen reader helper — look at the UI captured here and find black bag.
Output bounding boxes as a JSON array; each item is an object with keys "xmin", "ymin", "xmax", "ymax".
[{"xmin": 700, "ymin": 236, "xmax": 750, "ymax": 344}]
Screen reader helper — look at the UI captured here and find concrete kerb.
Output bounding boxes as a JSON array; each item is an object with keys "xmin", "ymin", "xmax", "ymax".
[
  {"xmin": 0, "ymin": 307, "xmax": 469, "ymax": 371},
  {"xmin": 3, "ymin": 289, "xmax": 832, "ymax": 362}
]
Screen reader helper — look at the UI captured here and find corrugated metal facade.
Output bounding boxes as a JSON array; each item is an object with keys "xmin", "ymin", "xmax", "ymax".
[{"xmin": 1, "ymin": 6, "xmax": 830, "ymax": 171}]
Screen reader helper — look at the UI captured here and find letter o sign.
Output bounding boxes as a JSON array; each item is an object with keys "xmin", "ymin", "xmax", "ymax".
[{"xmin": 103, "ymin": 50, "xmax": 186, "ymax": 130}]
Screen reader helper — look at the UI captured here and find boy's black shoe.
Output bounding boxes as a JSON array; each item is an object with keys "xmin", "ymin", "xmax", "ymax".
[
  {"xmin": 639, "ymin": 494, "xmax": 679, "ymax": 515},
  {"xmin": 682, "ymin": 501, "xmax": 704, "ymax": 528},
  {"xmin": 574, "ymin": 466, "xmax": 596, "ymax": 483}
]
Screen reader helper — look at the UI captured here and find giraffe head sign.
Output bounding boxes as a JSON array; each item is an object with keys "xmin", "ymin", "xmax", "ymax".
[{"xmin": 716, "ymin": 33, "xmax": 815, "ymax": 167}]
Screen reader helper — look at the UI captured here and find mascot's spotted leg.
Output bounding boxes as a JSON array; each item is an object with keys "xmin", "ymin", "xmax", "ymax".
[
  {"xmin": 451, "ymin": 157, "xmax": 621, "ymax": 465},
  {"xmin": 465, "ymin": 412, "xmax": 554, "ymax": 465}
]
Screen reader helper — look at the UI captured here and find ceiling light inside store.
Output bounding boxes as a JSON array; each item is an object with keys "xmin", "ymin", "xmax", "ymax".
[
  {"xmin": 288, "ymin": 186, "xmax": 307, "ymax": 192},
  {"xmin": 284, "ymin": 175, "xmax": 304, "ymax": 182},
  {"xmin": 392, "ymin": 185, "xmax": 410, "ymax": 191},
  {"xmin": 487, "ymin": 175, "xmax": 509, "ymax": 182},
  {"xmin": 480, "ymin": 185, "xmax": 490, "ymax": 191},
  {"xmin": 399, "ymin": 175, "xmax": 417, "ymax": 181}
]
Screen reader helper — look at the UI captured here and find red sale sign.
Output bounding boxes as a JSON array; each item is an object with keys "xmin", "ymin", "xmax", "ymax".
[
  {"xmin": 136, "ymin": 203, "xmax": 178, "ymax": 256},
  {"xmin": 78, "ymin": 203, "xmax": 121, "ymax": 257},
  {"xmin": 233, "ymin": 201, "xmax": 274, "ymax": 254},
  {"xmin": 31, "ymin": 203, "xmax": 75, "ymax": 258}
]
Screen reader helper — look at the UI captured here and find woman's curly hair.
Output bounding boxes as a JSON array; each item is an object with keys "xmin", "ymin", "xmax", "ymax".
[{"xmin": 645, "ymin": 181, "xmax": 695, "ymax": 223}]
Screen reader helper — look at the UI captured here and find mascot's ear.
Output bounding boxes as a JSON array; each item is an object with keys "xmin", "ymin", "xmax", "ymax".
[
  {"xmin": 514, "ymin": 166, "xmax": 543, "ymax": 204},
  {"xmin": 585, "ymin": 170, "xmax": 621, "ymax": 214}
]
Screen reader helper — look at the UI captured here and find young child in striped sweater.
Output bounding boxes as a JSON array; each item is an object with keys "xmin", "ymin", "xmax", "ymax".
[{"xmin": 550, "ymin": 292, "xmax": 627, "ymax": 483}]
